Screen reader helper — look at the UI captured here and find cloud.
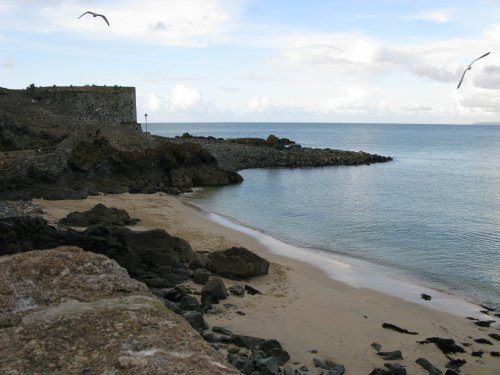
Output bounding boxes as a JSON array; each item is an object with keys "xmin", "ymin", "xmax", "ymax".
[
  {"xmin": 474, "ymin": 65, "xmax": 500, "ymax": 89},
  {"xmin": 1, "ymin": 58, "xmax": 14, "ymax": 70},
  {"xmin": 248, "ymin": 96, "xmax": 271, "ymax": 112},
  {"xmin": 0, "ymin": 0, "xmax": 243, "ymax": 46},
  {"xmin": 403, "ymin": 9, "xmax": 456, "ymax": 24},
  {"xmin": 168, "ymin": 83, "xmax": 201, "ymax": 111},
  {"xmin": 148, "ymin": 93, "xmax": 160, "ymax": 111},
  {"xmin": 401, "ymin": 104, "xmax": 433, "ymax": 113}
]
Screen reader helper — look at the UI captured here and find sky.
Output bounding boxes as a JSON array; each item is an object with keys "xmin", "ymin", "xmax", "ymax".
[{"xmin": 1, "ymin": 0, "xmax": 500, "ymax": 124}]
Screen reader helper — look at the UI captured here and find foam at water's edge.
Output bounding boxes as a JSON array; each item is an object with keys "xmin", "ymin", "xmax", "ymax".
[{"xmin": 205, "ymin": 212, "xmax": 493, "ymax": 320}]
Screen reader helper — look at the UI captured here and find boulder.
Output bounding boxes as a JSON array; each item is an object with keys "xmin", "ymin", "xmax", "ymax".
[
  {"xmin": 182, "ymin": 311, "xmax": 208, "ymax": 331},
  {"xmin": 59, "ymin": 203, "xmax": 139, "ymax": 227},
  {"xmin": 415, "ymin": 358, "xmax": 442, "ymax": 375},
  {"xmin": 228, "ymin": 284, "xmax": 245, "ymax": 296},
  {"xmin": 201, "ymin": 278, "xmax": 228, "ymax": 300},
  {"xmin": 0, "ymin": 247, "xmax": 238, "ymax": 374},
  {"xmin": 208, "ymin": 247, "xmax": 269, "ymax": 279},
  {"xmin": 193, "ymin": 269, "xmax": 210, "ymax": 285}
]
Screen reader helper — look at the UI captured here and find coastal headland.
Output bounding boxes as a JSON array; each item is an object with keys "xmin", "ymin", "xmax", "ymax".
[{"xmin": 1, "ymin": 85, "xmax": 498, "ymax": 374}]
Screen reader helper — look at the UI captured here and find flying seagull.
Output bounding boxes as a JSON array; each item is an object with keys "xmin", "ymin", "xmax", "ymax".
[
  {"xmin": 78, "ymin": 11, "xmax": 110, "ymax": 26},
  {"xmin": 457, "ymin": 52, "xmax": 491, "ymax": 89}
]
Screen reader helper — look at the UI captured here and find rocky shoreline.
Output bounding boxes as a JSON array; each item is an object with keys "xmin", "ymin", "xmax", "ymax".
[{"xmin": 167, "ymin": 133, "xmax": 392, "ymax": 172}]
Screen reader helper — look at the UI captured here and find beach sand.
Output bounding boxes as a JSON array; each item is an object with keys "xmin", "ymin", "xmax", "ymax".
[{"xmin": 35, "ymin": 193, "xmax": 500, "ymax": 374}]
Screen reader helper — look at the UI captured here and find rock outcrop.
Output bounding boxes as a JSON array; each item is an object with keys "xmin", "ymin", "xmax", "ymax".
[
  {"xmin": 170, "ymin": 134, "xmax": 392, "ymax": 172},
  {"xmin": 59, "ymin": 203, "xmax": 139, "ymax": 227},
  {"xmin": 208, "ymin": 247, "xmax": 270, "ymax": 280},
  {"xmin": 0, "ymin": 247, "xmax": 239, "ymax": 374}
]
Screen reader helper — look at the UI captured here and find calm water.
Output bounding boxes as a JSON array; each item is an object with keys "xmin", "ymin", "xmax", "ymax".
[{"xmin": 149, "ymin": 123, "xmax": 500, "ymax": 308}]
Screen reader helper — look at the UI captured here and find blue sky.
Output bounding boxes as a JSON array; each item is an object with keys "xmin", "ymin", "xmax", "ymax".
[{"xmin": 1, "ymin": 0, "xmax": 500, "ymax": 123}]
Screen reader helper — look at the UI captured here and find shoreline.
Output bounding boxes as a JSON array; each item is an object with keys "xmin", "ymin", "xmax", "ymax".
[{"xmin": 34, "ymin": 192, "xmax": 500, "ymax": 374}]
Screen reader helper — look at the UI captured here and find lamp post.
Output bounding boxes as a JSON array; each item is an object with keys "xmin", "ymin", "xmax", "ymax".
[{"xmin": 144, "ymin": 113, "xmax": 148, "ymax": 145}]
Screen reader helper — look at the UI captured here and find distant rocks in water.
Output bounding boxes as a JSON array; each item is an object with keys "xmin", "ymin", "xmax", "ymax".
[
  {"xmin": 59, "ymin": 203, "xmax": 139, "ymax": 227},
  {"xmin": 382, "ymin": 323, "xmax": 418, "ymax": 335},
  {"xmin": 207, "ymin": 246, "xmax": 270, "ymax": 279},
  {"xmin": 0, "ymin": 247, "xmax": 238, "ymax": 374},
  {"xmin": 170, "ymin": 133, "xmax": 393, "ymax": 172},
  {"xmin": 421, "ymin": 293, "xmax": 432, "ymax": 301}
]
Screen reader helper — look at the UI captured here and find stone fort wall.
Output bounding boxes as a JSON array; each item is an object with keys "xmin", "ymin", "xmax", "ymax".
[{"xmin": 0, "ymin": 85, "xmax": 145, "ymax": 179}]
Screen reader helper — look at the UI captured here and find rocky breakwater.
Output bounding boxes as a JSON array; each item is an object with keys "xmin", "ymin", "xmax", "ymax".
[
  {"xmin": 0, "ymin": 246, "xmax": 239, "ymax": 374},
  {"xmin": 169, "ymin": 133, "xmax": 392, "ymax": 172}
]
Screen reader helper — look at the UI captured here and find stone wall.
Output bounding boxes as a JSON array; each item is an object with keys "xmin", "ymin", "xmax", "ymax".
[{"xmin": 0, "ymin": 85, "xmax": 137, "ymax": 137}]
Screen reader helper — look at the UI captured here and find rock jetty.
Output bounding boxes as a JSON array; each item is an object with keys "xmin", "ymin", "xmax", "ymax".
[{"xmin": 169, "ymin": 133, "xmax": 392, "ymax": 172}]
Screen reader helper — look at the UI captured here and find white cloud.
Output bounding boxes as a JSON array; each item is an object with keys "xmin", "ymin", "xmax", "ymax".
[
  {"xmin": 403, "ymin": 9, "xmax": 456, "ymax": 24},
  {"xmin": 148, "ymin": 93, "xmax": 160, "ymax": 111},
  {"xmin": 0, "ymin": 0, "xmax": 243, "ymax": 46},
  {"xmin": 1, "ymin": 58, "xmax": 14, "ymax": 70},
  {"xmin": 401, "ymin": 104, "xmax": 433, "ymax": 113},
  {"xmin": 248, "ymin": 97, "xmax": 270, "ymax": 112},
  {"xmin": 474, "ymin": 65, "xmax": 500, "ymax": 89},
  {"xmin": 168, "ymin": 83, "xmax": 201, "ymax": 111}
]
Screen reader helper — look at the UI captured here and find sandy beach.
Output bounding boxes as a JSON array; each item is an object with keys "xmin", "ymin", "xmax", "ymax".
[{"xmin": 35, "ymin": 193, "xmax": 500, "ymax": 374}]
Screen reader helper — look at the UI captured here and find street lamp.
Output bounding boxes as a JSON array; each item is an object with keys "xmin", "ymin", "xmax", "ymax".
[{"xmin": 144, "ymin": 113, "xmax": 148, "ymax": 145}]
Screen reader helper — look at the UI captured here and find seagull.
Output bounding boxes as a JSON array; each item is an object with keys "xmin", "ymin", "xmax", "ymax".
[
  {"xmin": 457, "ymin": 52, "xmax": 491, "ymax": 89},
  {"xmin": 78, "ymin": 11, "xmax": 110, "ymax": 26}
]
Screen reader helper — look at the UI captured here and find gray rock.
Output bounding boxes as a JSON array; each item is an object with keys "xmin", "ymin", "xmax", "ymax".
[
  {"xmin": 384, "ymin": 363, "xmax": 406, "ymax": 375},
  {"xmin": 213, "ymin": 326, "xmax": 233, "ymax": 336},
  {"xmin": 59, "ymin": 203, "xmax": 139, "ymax": 227},
  {"xmin": 371, "ymin": 342, "xmax": 383, "ymax": 351},
  {"xmin": 258, "ymin": 356, "xmax": 279, "ymax": 375},
  {"xmin": 208, "ymin": 247, "xmax": 270, "ymax": 279},
  {"xmin": 416, "ymin": 358, "xmax": 442, "ymax": 375},
  {"xmin": 228, "ymin": 284, "xmax": 246, "ymax": 296},
  {"xmin": 377, "ymin": 351, "xmax": 403, "ymax": 360},
  {"xmin": 284, "ymin": 365, "xmax": 293, "ymax": 375},
  {"xmin": 230, "ymin": 334, "xmax": 266, "ymax": 349},
  {"xmin": 193, "ymin": 269, "xmax": 210, "ymax": 285},
  {"xmin": 182, "ymin": 311, "xmax": 208, "ymax": 331},
  {"xmin": 202, "ymin": 277, "xmax": 228, "ymax": 300},
  {"xmin": 178, "ymin": 295, "xmax": 202, "ymax": 313},
  {"xmin": 329, "ymin": 364, "xmax": 346, "ymax": 375},
  {"xmin": 268, "ymin": 347, "xmax": 290, "ymax": 366}
]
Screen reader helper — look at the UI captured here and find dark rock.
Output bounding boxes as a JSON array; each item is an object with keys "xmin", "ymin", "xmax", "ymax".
[
  {"xmin": 228, "ymin": 284, "xmax": 246, "ymax": 297},
  {"xmin": 227, "ymin": 348, "xmax": 240, "ymax": 354},
  {"xmin": 181, "ymin": 311, "xmax": 207, "ymax": 331},
  {"xmin": 384, "ymin": 363, "xmax": 406, "ymax": 375},
  {"xmin": 474, "ymin": 320, "xmax": 495, "ymax": 327},
  {"xmin": 193, "ymin": 269, "xmax": 210, "ymax": 285},
  {"xmin": 445, "ymin": 358, "xmax": 466, "ymax": 371},
  {"xmin": 201, "ymin": 332, "xmax": 219, "ymax": 343},
  {"xmin": 227, "ymin": 353, "xmax": 251, "ymax": 371},
  {"xmin": 207, "ymin": 247, "xmax": 269, "ymax": 279},
  {"xmin": 201, "ymin": 277, "xmax": 228, "ymax": 300},
  {"xmin": 481, "ymin": 304, "xmax": 495, "ymax": 311},
  {"xmin": 489, "ymin": 333, "xmax": 500, "ymax": 341},
  {"xmin": 421, "ymin": 293, "xmax": 432, "ymax": 301},
  {"xmin": 444, "ymin": 371, "xmax": 459, "ymax": 375},
  {"xmin": 369, "ymin": 369, "xmax": 391, "ymax": 375},
  {"xmin": 313, "ymin": 358, "xmax": 329, "ymax": 369},
  {"xmin": 371, "ymin": 342, "xmax": 383, "ymax": 351},
  {"xmin": 382, "ymin": 323, "xmax": 418, "ymax": 335},
  {"xmin": 299, "ymin": 366, "xmax": 309, "ymax": 372},
  {"xmin": 261, "ymin": 339, "xmax": 282, "ymax": 353},
  {"xmin": 474, "ymin": 338, "xmax": 493, "ymax": 345},
  {"xmin": 0, "ymin": 217, "xmax": 195, "ymax": 288},
  {"xmin": 178, "ymin": 295, "xmax": 202, "ymax": 313},
  {"xmin": 236, "ymin": 310, "xmax": 246, "ymax": 315},
  {"xmin": 258, "ymin": 356, "xmax": 279, "ymax": 375},
  {"xmin": 415, "ymin": 358, "xmax": 442, "ymax": 375},
  {"xmin": 471, "ymin": 351, "xmax": 483, "ymax": 357},
  {"xmin": 268, "ymin": 347, "xmax": 290, "ymax": 366},
  {"xmin": 491, "ymin": 351, "xmax": 500, "ymax": 357},
  {"xmin": 377, "ymin": 351, "xmax": 403, "ymax": 360},
  {"xmin": 283, "ymin": 366, "xmax": 293, "ymax": 375},
  {"xmin": 212, "ymin": 326, "xmax": 232, "ymax": 336},
  {"xmin": 59, "ymin": 203, "xmax": 139, "ymax": 227},
  {"xmin": 328, "ymin": 364, "xmax": 345, "ymax": 375},
  {"xmin": 418, "ymin": 337, "xmax": 465, "ymax": 355},
  {"xmin": 245, "ymin": 284, "xmax": 263, "ymax": 295},
  {"xmin": 230, "ymin": 334, "xmax": 266, "ymax": 349}
]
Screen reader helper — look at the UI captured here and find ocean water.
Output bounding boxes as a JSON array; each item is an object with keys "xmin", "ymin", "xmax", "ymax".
[{"xmin": 148, "ymin": 123, "xmax": 500, "ymax": 308}]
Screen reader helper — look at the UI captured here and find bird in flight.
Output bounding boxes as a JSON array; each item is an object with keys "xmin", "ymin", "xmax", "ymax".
[
  {"xmin": 457, "ymin": 52, "xmax": 491, "ymax": 89},
  {"xmin": 78, "ymin": 11, "xmax": 110, "ymax": 26}
]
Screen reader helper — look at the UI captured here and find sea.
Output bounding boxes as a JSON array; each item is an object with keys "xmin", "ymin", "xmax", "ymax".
[{"xmin": 147, "ymin": 122, "xmax": 500, "ymax": 312}]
